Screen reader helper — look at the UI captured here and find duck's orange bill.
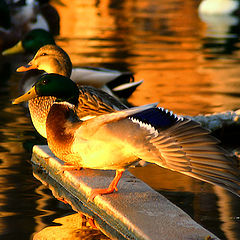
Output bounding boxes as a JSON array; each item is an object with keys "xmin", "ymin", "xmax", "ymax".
[
  {"xmin": 12, "ymin": 86, "xmax": 37, "ymax": 104},
  {"xmin": 16, "ymin": 65, "xmax": 36, "ymax": 72}
]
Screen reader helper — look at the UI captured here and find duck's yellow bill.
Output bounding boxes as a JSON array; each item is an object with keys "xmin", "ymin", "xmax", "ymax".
[
  {"xmin": 12, "ymin": 87, "xmax": 37, "ymax": 104},
  {"xmin": 16, "ymin": 64, "xmax": 36, "ymax": 72},
  {"xmin": 2, "ymin": 41, "xmax": 25, "ymax": 56}
]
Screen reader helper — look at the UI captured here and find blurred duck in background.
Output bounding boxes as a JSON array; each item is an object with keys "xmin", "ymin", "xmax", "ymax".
[
  {"xmin": 198, "ymin": 0, "xmax": 239, "ymax": 15},
  {"xmin": 0, "ymin": 0, "xmax": 24, "ymax": 51},
  {"xmin": 198, "ymin": 0, "xmax": 240, "ymax": 51},
  {"xmin": 34, "ymin": 0, "xmax": 60, "ymax": 36},
  {"xmin": 6, "ymin": 0, "xmax": 60, "ymax": 35},
  {"xmin": 0, "ymin": 0, "xmax": 59, "ymax": 52}
]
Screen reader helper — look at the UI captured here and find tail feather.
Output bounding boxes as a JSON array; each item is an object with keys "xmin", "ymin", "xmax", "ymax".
[
  {"xmin": 106, "ymin": 72, "xmax": 134, "ymax": 89},
  {"xmin": 112, "ymin": 80, "xmax": 143, "ymax": 99},
  {"xmin": 112, "ymin": 80, "xmax": 143, "ymax": 92}
]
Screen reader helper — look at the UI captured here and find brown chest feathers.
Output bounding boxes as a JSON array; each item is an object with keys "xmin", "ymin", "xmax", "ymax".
[{"xmin": 46, "ymin": 103, "xmax": 78, "ymax": 160}]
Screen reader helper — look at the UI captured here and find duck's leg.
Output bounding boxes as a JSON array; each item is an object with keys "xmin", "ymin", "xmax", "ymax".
[
  {"xmin": 88, "ymin": 217, "xmax": 97, "ymax": 229},
  {"xmin": 88, "ymin": 170, "xmax": 124, "ymax": 201}
]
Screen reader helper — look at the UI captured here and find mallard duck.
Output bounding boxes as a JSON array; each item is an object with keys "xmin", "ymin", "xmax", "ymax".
[
  {"xmin": 36, "ymin": 0, "xmax": 60, "ymax": 36},
  {"xmin": 8, "ymin": 0, "xmax": 59, "ymax": 35},
  {"xmin": 2, "ymin": 29, "xmax": 143, "ymax": 99},
  {"xmin": 198, "ymin": 0, "xmax": 239, "ymax": 15},
  {"xmin": 12, "ymin": 73, "xmax": 240, "ymax": 201},
  {"xmin": 2, "ymin": 28, "xmax": 55, "ymax": 55},
  {"xmin": 0, "ymin": 0, "xmax": 24, "ymax": 51},
  {"xmin": 16, "ymin": 74, "xmax": 127, "ymax": 138},
  {"xmin": 0, "ymin": 0, "xmax": 57, "ymax": 52}
]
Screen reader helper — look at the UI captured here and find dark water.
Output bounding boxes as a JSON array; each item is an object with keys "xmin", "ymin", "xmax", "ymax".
[{"xmin": 0, "ymin": 0, "xmax": 240, "ymax": 239}]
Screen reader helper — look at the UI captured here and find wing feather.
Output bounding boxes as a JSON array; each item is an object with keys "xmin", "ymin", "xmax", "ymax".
[{"xmin": 144, "ymin": 118, "xmax": 240, "ymax": 196}]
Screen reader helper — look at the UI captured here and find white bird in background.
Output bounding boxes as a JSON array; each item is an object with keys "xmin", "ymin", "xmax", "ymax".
[{"xmin": 198, "ymin": 0, "xmax": 239, "ymax": 15}]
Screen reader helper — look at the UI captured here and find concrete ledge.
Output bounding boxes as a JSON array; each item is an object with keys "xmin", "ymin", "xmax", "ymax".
[
  {"xmin": 31, "ymin": 145, "xmax": 220, "ymax": 240},
  {"xmin": 189, "ymin": 108, "xmax": 240, "ymax": 131}
]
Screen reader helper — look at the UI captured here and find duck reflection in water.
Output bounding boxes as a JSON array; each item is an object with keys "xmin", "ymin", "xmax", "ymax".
[{"xmin": 33, "ymin": 213, "xmax": 109, "ymax": 240}]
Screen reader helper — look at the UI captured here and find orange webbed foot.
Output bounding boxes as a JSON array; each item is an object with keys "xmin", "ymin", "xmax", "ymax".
[
  {"xmin": 87, "ymin": 170, "xmax": 124, "ymax": 201},
  {"xmin": 88, "ymin": 187, "xmax": 118, "ymax": 202},
  {"xmin": 88, "ymin": 217, "xmax": 97, "ymax": 229}
]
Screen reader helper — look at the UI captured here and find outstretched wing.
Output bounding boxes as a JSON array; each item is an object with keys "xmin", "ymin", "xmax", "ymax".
[{"xmin": 129, "ymin": 107, "xmax": 240, "ymax": 196}]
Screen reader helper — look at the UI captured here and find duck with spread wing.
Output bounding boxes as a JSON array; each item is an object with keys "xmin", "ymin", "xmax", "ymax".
[{"xmin": 12, "ymin": 73, "xmax": 240, "ymax": 201}]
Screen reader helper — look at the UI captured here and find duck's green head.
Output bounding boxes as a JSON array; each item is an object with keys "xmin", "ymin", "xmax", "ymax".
[
  {"xmin": 2, "ymin": 29, "xmax": 55, "ymax": 55},
  {"xmin": 12, "ymin": 73, "xmax": 79, "ymax": 106}
]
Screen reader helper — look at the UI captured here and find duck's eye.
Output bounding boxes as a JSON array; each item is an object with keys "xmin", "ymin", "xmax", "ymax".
[
  {"xmin": 40, "ymin": 53, "xmax": 47, "ymax": 56},
  {"xmin": 42, "ymin": 79, "xmax": 48, "ymax": 85}
]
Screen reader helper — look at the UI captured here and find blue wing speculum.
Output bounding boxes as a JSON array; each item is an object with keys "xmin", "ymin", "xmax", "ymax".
[{"xmin": 129, "ymin": 107, "xmax": 183, "ymax": 130}]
